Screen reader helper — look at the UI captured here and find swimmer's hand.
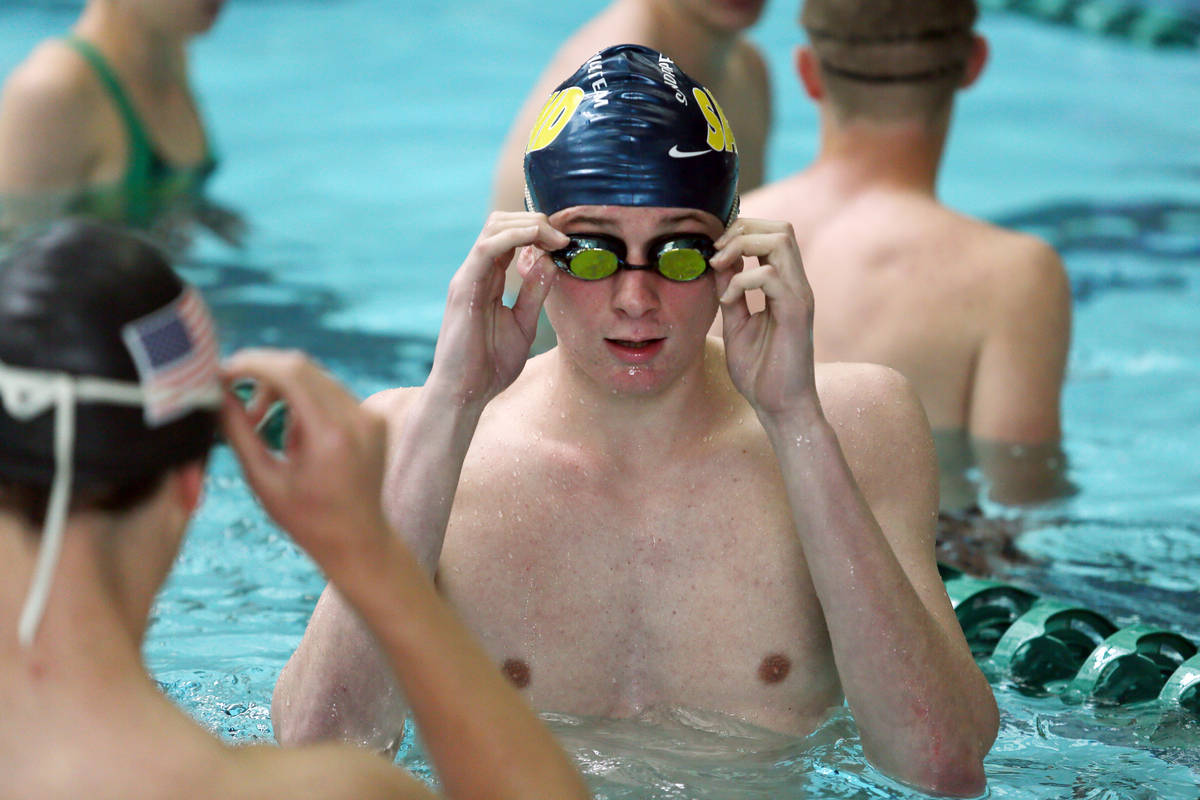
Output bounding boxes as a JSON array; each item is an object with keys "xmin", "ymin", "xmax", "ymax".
[
  {"xmin": 194, "ymin": 197, "xmax": 248, "ymax": 249},
  {"xmin": 426, "ymin": 211, "xmax": 566, "ymax": 410},
  {"xmin": 711, "ymin": 218, "xmax": 820, "ymax": 420},
  {"xmin": 220, "ymin": 349, "xmax": 392, "ymax": 570}
]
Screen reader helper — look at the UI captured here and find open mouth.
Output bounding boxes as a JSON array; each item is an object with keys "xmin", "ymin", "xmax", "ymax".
[{"xmin": 605, "ymin": 337, "xmax": 665, "ymax": 362}]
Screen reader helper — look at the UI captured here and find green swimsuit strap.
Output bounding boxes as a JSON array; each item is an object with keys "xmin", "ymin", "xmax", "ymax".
[{"xmin": 62, "ymin": 35, "xmax": 154, "ymax": 222}]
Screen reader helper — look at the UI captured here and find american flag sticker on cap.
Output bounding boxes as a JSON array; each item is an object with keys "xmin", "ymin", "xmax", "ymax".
[{"xmin": 120, "ymin": 286, "xmax": 220, "ymax": 426}]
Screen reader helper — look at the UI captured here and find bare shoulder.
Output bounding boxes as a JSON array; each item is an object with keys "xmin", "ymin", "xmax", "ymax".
[
  {"xmin": 0, "ymin": 40, "xmax": 103, "ymax": 186},
  {"xmin": 730, "ymin": 35, "xmax": 770, "ymax": 88},
  {"xmin": 0, "ymin": 39, "xmax": 100, "ymax": 122},
  {"xmin": 815, "ymin": 362, "xmax": 937, "ymax": 507},
  {"xmin": 816, "ymin": 361, "xmax": 930, "ymax": 444},
  {"xmin": 362, "ymin": 385, "xmax": 422, "ymax": 423}
]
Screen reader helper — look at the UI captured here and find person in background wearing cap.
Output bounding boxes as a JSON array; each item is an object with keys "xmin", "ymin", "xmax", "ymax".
[
  {"xmin": 491, "ymin": 0, "xmax": 774, "ymax": 352},
  {"xmin": 721, "ymin": 0, "xmax": 1072, "ymax": 518},
  {"xmin": 0, "ymin": 0, "xmax": 243, "ymax": 251},
  {"xmin": 275, "ymin": 44, "xmax": 998, "ymax": 797},
  {"xmin": 0, "ymin": 220, "xmax": 590, "ymax": 800}
]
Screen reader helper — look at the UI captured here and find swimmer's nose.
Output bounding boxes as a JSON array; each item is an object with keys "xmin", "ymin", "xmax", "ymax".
[{"xmin": 610, "ymin": 266, "xmax": 661, "ymax": 318}]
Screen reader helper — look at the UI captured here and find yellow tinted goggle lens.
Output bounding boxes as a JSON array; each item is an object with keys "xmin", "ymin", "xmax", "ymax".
[
  {"xmin": 656, "ymin": 247, "xmax": 708, "ymax": 281},
  {"xmin": 568, "ymin": 248, "xmax": 619, "ymax": 280}
]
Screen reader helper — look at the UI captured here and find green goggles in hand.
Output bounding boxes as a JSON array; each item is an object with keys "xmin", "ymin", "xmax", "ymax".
[{"xmin": 550, "ymin": 234, "xmax": 716, "ymax": 282}]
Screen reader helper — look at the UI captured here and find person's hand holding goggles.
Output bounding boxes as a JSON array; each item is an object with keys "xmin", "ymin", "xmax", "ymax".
[{"xmin": 550, "ymin": 233, "xmax": 715, "ymax": 282}]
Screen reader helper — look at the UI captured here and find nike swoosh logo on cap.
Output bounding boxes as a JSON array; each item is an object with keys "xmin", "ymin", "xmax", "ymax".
[{"xmin": 668, "ymin": 145, "xmax": 710, "ymax": 158}]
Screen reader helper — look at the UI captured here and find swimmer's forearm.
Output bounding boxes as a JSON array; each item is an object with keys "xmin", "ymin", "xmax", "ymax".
[
  {"xmin": 382, "ymin": 386, "xmax": 486, "ymax": 574},
  {"xmin": 337, "ymin": 532, "xmax": 591, "ymax": 800},
  {"xmin": 761, "ymin": 410, "xmax": 996, "ymax": 796}
]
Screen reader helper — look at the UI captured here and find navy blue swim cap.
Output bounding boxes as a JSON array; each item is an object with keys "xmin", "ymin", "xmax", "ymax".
[{"xmin": 524, "ymin": 44, "xmax": 739, "ymax": 225}]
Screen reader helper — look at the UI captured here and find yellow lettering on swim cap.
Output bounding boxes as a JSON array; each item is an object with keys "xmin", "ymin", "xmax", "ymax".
[
  {"xmin": 692, "ymin": 87, "xmax": 737, "ymax": 154},
  {"xmin": 526, "ymin": 87, "xmax": 585, "ymax": 153}
]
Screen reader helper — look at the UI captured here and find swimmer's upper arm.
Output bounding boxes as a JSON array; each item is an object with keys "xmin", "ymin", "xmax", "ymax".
[
  {"xmin": 0, "ymin": 46, "xmax": 99, "ymax": 193},
  {"xmin": 822, "ymin": 364, "xmax": 956, "ymax": 631},
  {"xmin": 270, "ymin": 387, "xmax": 423, "ymax": 752},
  {"xmin": 272, "ymin": 584, "xmax": 410, "ymax": 754},
  {"xmin": 968, "ymin": 237, "xmax": 1070, "ymax": 444}
]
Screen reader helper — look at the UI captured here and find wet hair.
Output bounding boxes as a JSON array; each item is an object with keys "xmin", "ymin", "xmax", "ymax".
[
  {"xmin": 523, "ymin": 43, "xmax": 739, "ymax": 225},
  {"xmin": 0, "ymin": 219, "xmax": 217, "ymax": 524},
  {"xmin": 801, "ymin": 0, "xmax": 978, "ymax": 121}
]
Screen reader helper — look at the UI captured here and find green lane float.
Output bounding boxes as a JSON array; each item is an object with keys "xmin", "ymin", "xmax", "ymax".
[
  {"xmin": 979, "ymin": 0, "xmax": 1200, "ymax": 49},
  {"xmin": 940, "ymin": 566, "xmax": 1200, "ymax": 718},
  {"xmin": 1062, "ymin": 624, "xmax": 1196, "ymax": 705},
  {"xmin": 1158, "ymin": 653, "xmax": 1200, "ymax": 715},
  {"xmin": 992, "ymin": 599, "xmax": 1116, "ymax": 690}
]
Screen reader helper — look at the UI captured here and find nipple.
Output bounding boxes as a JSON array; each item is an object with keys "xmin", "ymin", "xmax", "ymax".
[
  {"xmin": 502, "ymin": 658, "xmax": 532, "ymax": 689},
  {"xmin": 758, "ymin": 653, "xmax": 792, "ymax": 684}
]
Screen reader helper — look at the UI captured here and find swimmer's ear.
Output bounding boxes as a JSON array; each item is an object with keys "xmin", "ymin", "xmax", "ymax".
[
  {"xmin": 795, "ymin": 46, "xmax": 823, "ymax": 102},
  {"xmin": 961, "ymin": 34, "xmax": 989, "ymax": 90},
  {"xmin": 171, "ymin": 461, "xmax": 207, "ymax": 516}
]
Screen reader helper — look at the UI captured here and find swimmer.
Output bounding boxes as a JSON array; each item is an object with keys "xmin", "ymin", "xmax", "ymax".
[
  {"xmin": 275, "ymin": 44, "xmax": 998, "ymax": 797},
  {"xmin": 0, "ymin": 0, "xmax": 244, "ymax": 250},
  {"xmin": 491, "ymin": 0, "xmax": 773, "ymax": 351},
  {"xmin": 0, "ymin": 220, "xmax": 589, "ymax": 800},
  {"xmin": 719, "ymin": 0, "xmax": 1073, "ymax": 511}
]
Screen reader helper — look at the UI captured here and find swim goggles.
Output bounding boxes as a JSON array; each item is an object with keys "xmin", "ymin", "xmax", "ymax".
[{"xmin": 550, "ymin": 234, "xmax": 715, "ymax": 282}]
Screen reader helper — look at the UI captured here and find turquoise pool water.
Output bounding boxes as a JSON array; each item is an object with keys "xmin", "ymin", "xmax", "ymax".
[{"xmin": 3, "ymin": 1, "xmax": 1199, "ymax": 797}]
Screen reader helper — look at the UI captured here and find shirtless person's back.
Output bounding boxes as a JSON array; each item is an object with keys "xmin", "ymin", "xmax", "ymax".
[
  {"xmin": 276, "ymin": 45, "xmax": 998, "ymax": 797},
  {"xmin": 734, "ymin": 0, "xmax": 1072, "ymax": 510}
]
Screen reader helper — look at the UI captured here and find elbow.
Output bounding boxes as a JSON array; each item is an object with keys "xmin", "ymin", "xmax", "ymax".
[
  {"xmin": 912, "ymin": 707, "xmax": 998, "ymax": 798},
  {"xmin": 871, "ymin": 697, "xmax": 999, "ymax": 798}
]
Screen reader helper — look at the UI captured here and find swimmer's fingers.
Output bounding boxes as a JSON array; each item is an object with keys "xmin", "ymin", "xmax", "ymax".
[
  {"xmin": 510, "ymin": 248, "xmax": 559, "ymax": 339},
  {"xmin": 460, "ymin": 212, "xmax": 567, "ymax": 292},
  {"xmin": 713, "ymin": 224, "xmax": 813, "ymax": 325}
]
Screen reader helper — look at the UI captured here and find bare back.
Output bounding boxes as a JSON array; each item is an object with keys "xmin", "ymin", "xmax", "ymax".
[{"xmin": 743, "ymin": 175, "xmax": 1069, "ymax": 441}]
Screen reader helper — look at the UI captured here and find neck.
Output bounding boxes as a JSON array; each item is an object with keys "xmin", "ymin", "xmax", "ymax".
[
  {"xmin": 0, "ymin": 515, "xmax": 147, "ymax": 685},
  {"xmin": 626, "ymin": 0, "xmax": 741, "ymax": 89},
  {"xmin": 541, "ymin": 339, "xmax": 729, "ymax": 454},
  {"xmin": 76, "ymin": 0, "xmax": 187, "ymax": 88},
  {"xmin": 810, "ymin": 109, "xmax": 950, "ymax": 198}
]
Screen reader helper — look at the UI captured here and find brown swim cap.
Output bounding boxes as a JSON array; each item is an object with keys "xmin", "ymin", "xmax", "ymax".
[{"xmin": 801, "ymin": 0, "xmax": 978, "ymax": 83}]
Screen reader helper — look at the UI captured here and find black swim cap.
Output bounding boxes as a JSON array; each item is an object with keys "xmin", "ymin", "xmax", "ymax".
[
  {"xmin": 524, "ymin": 43, "xmax": 739, "ymax": 225},
  {"xmin": 0, "ymin": 220, "xmax": 218, "ymax": 490}
]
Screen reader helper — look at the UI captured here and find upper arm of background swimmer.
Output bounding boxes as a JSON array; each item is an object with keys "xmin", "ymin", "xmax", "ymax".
[
  {"xmin": 967, "ymin": 240, "xmax": 1073, "ymax": 504},
  {"xmin": 0, "ymin": 48, "xmax": 98, "ymax": 194},
  {"xmin": 730, "ymin": 39, "xmax": 771, "ymax": 193},
  {"xmin": 271, "ymin": 388, "xmax": 422, "ymax": 752},
  {"xmin": 272, "ymin": 584, "xmax": 410, "ymax": 755},
  {"xmin": 968, "ymin": 238, "xmax": 1070, "ymax": 444}
]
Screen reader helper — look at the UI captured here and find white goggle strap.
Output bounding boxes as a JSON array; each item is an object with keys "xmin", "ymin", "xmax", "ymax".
[{"xmin": 0, "ymin": 361, "xmax": 147, "ymax": 648}]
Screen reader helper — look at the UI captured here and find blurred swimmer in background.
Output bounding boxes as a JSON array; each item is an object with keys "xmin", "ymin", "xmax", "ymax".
[
  {"xmin": 0, "ymin": 220, "xmax": 589, "ymax": 800},
  {"xmin": 725, "ymin": 0, "xmax": 1073, "ymax": 523},
  {"xmin": 0, "ymin": 0, "xmax": 244, "ymax": 252}
]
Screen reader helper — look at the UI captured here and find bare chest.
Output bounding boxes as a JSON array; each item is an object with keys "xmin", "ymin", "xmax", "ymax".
[{"xmin": 436, "ymin": 441, "xmax": 842, "ymax": 733}]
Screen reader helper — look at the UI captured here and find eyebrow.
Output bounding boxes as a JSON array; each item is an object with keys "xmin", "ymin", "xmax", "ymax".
[{"xmin": 562, "ymin": 210, "xmax": 712, "ymax": 231}]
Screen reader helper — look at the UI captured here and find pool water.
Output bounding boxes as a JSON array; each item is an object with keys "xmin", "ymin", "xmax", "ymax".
[{"xmin": 3, "ymin": 1, "xmax": 1200, "ymax": 797}]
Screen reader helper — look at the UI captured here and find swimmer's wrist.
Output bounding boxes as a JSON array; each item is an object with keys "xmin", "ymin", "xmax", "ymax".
[{"xmin": 756, "ymin": 399, "xmax": 830, "ymax": 444}]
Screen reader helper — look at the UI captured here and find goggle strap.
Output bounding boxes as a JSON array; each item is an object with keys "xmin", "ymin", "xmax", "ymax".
[
  {"xmin": 0, "ymin": 360, "xmax": 220, "ymax": 649},
  {"xmin": 16, "ymin": 376, "xmax": 75, "ymax": 648}
]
